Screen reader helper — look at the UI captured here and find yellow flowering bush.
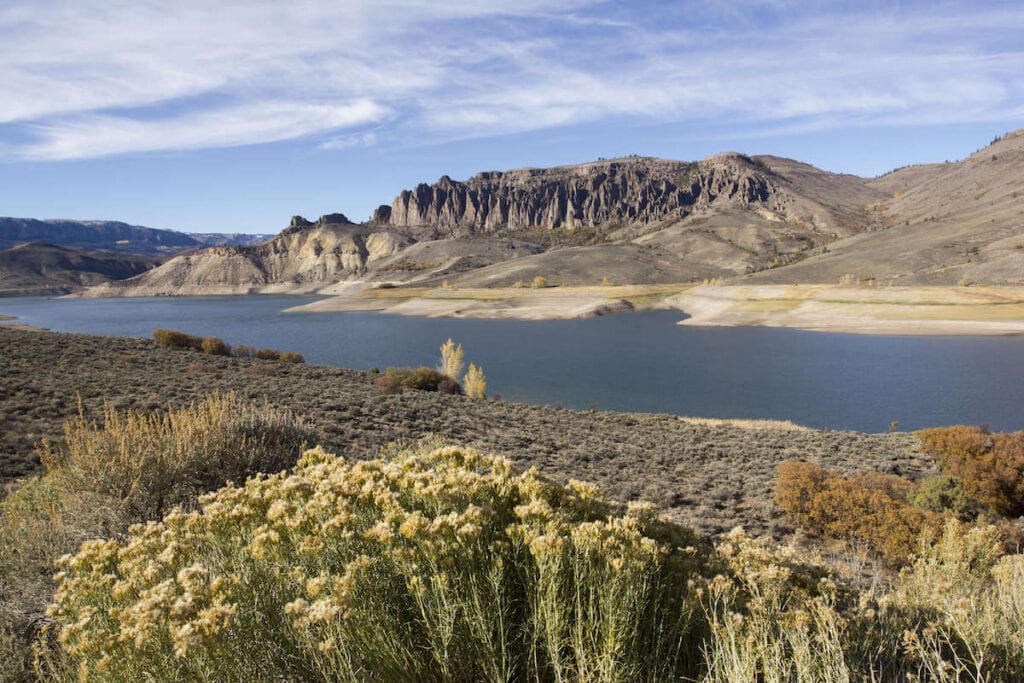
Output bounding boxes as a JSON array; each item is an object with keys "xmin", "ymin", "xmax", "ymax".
[
  {"xmin": 46, "ymin": 442, "xmax": 704, "ymax": 681},
  {"xmin": 40, "ymin": 438, "xmax": 1024, "ymax": 682}
]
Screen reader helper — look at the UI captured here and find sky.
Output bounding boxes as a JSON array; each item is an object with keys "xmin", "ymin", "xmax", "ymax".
[{"xmin": 1, "ymin": 0, "xmax": 1023, "ymax": 234}]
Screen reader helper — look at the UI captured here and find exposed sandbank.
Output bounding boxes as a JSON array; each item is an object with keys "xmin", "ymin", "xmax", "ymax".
[
  {"xmin": 285, "ymin": 284, "xmax": 688, "ymax": 320},
  {"xmin": 669, "ymin": 284, "xmax": 1024, "ymax": 335}
]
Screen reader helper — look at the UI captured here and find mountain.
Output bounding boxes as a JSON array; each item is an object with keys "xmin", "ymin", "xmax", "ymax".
[
  {"xmin": 77, "ymin": 128, "xmax": 1024, "ymax": 298},
  {"xmin": 0, "ymin": 217, "xmax": 272, "ymax": 255},
  {"xmin": 0, "ymin": 242, "xmax": 162, "ymax": 296}
]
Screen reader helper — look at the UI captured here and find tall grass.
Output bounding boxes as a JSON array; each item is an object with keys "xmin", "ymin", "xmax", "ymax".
[{"xmin": 0, "ymin": 394, "xmax": 315, "ymax": 681}]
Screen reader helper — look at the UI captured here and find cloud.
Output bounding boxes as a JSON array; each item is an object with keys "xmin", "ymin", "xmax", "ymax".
[
  {"xmin": 2, "ymin": 1, "xmax": 1023, "ymax": 159},
  {"xmin": 321, "ymin": 131, "xmax": 378, "ymax": 150},
  {"xmin": 21, "ymin": 101, "xmax": 389, "ymax": 160}
]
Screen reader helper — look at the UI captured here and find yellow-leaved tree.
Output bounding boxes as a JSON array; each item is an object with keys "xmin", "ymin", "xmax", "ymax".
[
  {"xmin": 439, "ymin": 338, "xmax": 464, "ymax": 380},
  {"xmin": 463, "ymin": 363, "xmax": 487, "ymax": 399}
]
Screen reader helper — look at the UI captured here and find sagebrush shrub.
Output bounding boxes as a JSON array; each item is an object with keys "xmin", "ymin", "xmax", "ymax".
[
  {"xmin": 37, "ymin": 392, "xmax": 315, "ymax": 521},
  {"xmin": 152, "ymin": 329, "xmax": 201, "ymax": 350},
  {"xmin": 200, "ymin": 336, "xmax": 231, "ymax": 356},
  {"xmin": 373, "ymin": 367, "xmax": 462, "ymax": 395}
]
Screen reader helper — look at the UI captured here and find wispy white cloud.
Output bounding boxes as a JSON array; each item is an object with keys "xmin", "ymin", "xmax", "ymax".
[
  {"xmin": 22, "ymin": 101, "xmax": 389, "ymax": 160},
  {"xmin": 1, "ymin": 0, "xmax": 1022, "ymax": 159}
]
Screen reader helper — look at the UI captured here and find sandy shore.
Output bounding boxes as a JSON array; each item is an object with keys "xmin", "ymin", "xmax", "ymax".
[
  {"xmin": 285, "ymin": 284, "xmax": 686, "ymax": 320},
  {"xmin": 670, "ymin": 284, "xmax": 1024, "ymax": 335},
  {"xmin": 0, "ymin": 315, "xmax": 48, "ymax": 332}
]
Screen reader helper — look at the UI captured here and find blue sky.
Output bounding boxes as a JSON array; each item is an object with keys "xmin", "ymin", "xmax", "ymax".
[{"xmin": 1, "ymin": 0, "xmax": 1022, "ymax": 234}]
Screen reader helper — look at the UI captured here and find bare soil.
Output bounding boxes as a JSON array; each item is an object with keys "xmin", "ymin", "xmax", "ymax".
[{"xmin": 0, "ymin": 326, "xmax": 933, "ymax": 538}]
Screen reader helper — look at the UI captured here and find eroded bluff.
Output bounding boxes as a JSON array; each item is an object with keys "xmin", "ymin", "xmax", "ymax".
[{"xmin": 373, "ymin": 155, "xmax": 775, "ymax": 235}]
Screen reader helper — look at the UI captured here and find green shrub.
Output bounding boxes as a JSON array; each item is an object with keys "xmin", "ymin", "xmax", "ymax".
[
  {"xmin": 152, "ymin": 329, "xmax": 201, "ymax": 350},
  {"xmin": 278, "ymin": 352, "xmax": 305, "ymax": 364},
  {"xmin": 910, "ymin": 474, "xmax": 978, "ymax": 519},
  {"xmin": 916, "ymin": 426, "xmax": 1024, "ymax": 516},
  {"xmin": 373, "ymin": 367, "xmax": 462, "ymax": 395},
  {"xmin": 46, "ymin": 442, "xmax": 702, "ymax": 682},
  {"xmin": 256, "ymin": 348, "xmax": 281, "ymax": 361},
  {"xmin": 200, "ymin": 336, "xmax": 231, "ymax": 356}
]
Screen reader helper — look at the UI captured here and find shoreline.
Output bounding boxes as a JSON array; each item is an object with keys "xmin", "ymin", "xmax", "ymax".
[
  {"xmin": 669, "ymin": 284, "xmax": 1024, "ymax": 336},
  {"xmin": 13, "ymin": 282, "xmax": 1024, "ymax": 335}
]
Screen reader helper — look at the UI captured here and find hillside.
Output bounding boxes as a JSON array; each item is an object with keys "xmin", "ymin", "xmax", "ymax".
[
  {"xmin": 0, "ymin": 242, "xmax": 162, "ymax": 296},
  {"xmin": 742, "ymin": 130, "xmax": 1024, "ymax": 285}
]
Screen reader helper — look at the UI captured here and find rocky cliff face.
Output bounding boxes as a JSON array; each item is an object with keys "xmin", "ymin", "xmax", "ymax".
[
  {"xmin": 84, "ymin": 215, "xmax": 411, "ymax": 296},
  {"xmin": 374, "ymin": 155, "xmax": 780, "ymax": 235}
]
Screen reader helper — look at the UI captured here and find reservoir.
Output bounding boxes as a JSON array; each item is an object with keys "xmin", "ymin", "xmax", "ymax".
[{"xmin": 2, "ymin": 295, "xmax": 1023, "ymax": 433}]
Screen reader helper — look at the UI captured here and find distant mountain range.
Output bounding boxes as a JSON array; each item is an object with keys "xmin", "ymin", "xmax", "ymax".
[
  {"xmin": 7, "ymin": 128, "xmax": 1024, "ymax": 298},
  {"xmin": 0, "ymin": 217, "xmax": 273, "ymax": 255},
  {"xmin": 0, "ymin": 218, "xmax": 274, "ymax": 295}
]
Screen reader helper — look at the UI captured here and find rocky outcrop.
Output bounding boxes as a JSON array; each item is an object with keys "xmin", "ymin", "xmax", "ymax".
[
  {"xmin": 81, "ymin": 216, "xmax": 412, "ymax": 297},
  {"xmin": 373, "ymin": 155, "xmax": 781, "ymax": 235}
]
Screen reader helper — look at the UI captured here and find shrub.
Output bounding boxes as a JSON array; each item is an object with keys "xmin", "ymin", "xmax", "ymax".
[
  {"xmin": 37, "ymin": 392, "xmax": 316, "ymax": 521},
  {"xmin": 1, "ymin": 395, "xmax": 316, "ymax": 682},
  {"xmin": 373, "ymin": 367, "xmax": 462, "ymax": 395},
  {"xmin": 45, "ymin": 442, "xmax": 703, "ymax": 682},
  {"xmin": 917, "ymin": 426, "xmax": 1024, "ymax": 516},
  {"xmin": 891, "ymin": 519, "xmax": 1024, "ymax": 682},
  {"xmin": 463, "ymin": 363, "xmax": 487, "ymax": 399},
  {"xmin": 233, "ymin": 345, "xmax": 256, "ymax": 359},
  {"xmin": 910, "ymin": 474, "xmax": 978, "ymax": 520},
  {"xmin": 200, "ymin": 336, "xmax": 231, "ymax": 356},
  {"xmin": 256, "ymin": 348, "xmax": 281, "ymax": 361},
  {"xmin": 531, "ymin": 275, "xmax": 548, "ymax": 289},
  {"xmin": 152, "ymin": 329, "xmax": 201, "ymax": 350},
  {"xmin": 774, "ymin": 460, "xmax": 939, "ymax": 565},
  {"xmin": 278, "ymin": 352, "xmax": 305, "ymax": 364}
]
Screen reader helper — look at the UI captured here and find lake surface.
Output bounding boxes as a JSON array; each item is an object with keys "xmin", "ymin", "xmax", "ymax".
[{"xmin": 3, "ymin": 295, "xmax": 1023, "ymax": 433}]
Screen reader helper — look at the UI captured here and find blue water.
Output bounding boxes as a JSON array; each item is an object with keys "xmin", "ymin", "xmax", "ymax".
[{"xmin": 3, "ymin": 295, "xmax": 1023, "ymax": 433}]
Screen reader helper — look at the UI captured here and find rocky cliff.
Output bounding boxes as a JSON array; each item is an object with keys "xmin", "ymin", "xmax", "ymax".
[
  {"xmin": 372, "ymin": 154, "xmax": 873, "ymax": 238},
  {"xmin": 82, "ymin": 214, "xmax": 412, "ymax": 296}
]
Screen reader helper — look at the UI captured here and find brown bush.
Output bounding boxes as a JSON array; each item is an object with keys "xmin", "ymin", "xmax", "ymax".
[
  {"xmin": 233, "ymin": 345, "xmax": 256, "ymax": 358},
  {"xmin": 278, "ymin": 351, "xmax": 305, "ymax": 364},
  {"xmin": 152, "ymin": 328, "xmax": 201, "ymax": 350},
  {"xmin": 916, "ymin": 426, "xmax": 1024, "ymax": 516},
  {"xmin": 200, "ymin": 336, "xmax": 231, "ymax": 356},
  {"xmin": 775, "ymin": 460, "xmax": 938, "ymax": 565},
  {"xmin": 373, "ymin": 367, "xmax": 463, "ymax": 395},
  {"xmin": 255, "ymin": 348, "xmax": 281, "ymax": 361}
]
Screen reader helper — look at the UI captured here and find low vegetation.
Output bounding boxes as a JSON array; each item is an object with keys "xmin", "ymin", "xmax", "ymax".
[
  {"xmin": 372, "ymin": 367, "xmax": 462, "ymax": 395},
  {"xmin": 14, "ymin": 437, "xmax": 1022, "ymax": 681},
  {"xmin": 916, "ymin": 425, "xmax": 1024, "ymax": 516},
  {"xmin": 0, "ymin": 393, "xmax": 314, "ymax": 680},
  {"xmin": 153, "ymin": 329, "xmax": 304, "ymax": 364},
  {"xmin": 774, "ymin": 460, "xmax": 939, "ymax": 565}
]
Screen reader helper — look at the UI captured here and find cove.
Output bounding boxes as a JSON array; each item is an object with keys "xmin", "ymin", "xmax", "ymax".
[{"xmin": 2, "ymin": 295, "xmax": 1023, "ymax": 433}]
